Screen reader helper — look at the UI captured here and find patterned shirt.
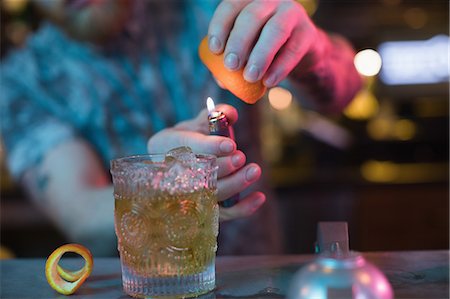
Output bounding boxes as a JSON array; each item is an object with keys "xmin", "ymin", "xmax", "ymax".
[{"xmin": 1, "ymin": 1, "xmax": 283, "ymax": 255}]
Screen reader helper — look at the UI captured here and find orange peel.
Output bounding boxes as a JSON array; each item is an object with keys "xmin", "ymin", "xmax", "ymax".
[
  {"xmin": 45, "ymin": 243, "xmax": 93, "ymax": 295},
  {"xmin": 198, "ymin": 36, "xmax": 267, "ymax": 104}
]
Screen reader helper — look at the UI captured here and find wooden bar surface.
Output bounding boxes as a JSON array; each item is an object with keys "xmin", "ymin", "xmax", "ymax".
[{"xmin": 1, "ymin": 250, "xmax": 448, "ymax": 298}]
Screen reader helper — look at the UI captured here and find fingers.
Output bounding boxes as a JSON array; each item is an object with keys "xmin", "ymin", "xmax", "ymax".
[
  {"xmin": 215, "ymin": 104, "xmax": 238, "ymax": 125},
  {"xmin": 244, "ymin": 5, "xmax": 297, "ymax": 83},
  {"xmin": 208, "ymin": 0, "xmax": 251, "ymax": 54},
  {"xmin": 219, "ymin": 191, "xmax": 266, "ymax": 221},
  {"xmin": 217, "ymin": 163, "xmax": 261, "ymax": 201},
  {"xmin": 264, "ymin": 10, "xmax": 316, "ymax": 87},
  {"xmin": 148, "ymin": 130, "xmax": 236, "ymax": 157},
  {"xmin": 221, "ymin": 2, "xmax": 277, "ymax": 71},
  {"xmin": 217, "ymin": 150, "xmax": 246, "ymax": 178},
  {"xmin": 209, "ymin": 0, "xmax": 316, "ymax": 86}
]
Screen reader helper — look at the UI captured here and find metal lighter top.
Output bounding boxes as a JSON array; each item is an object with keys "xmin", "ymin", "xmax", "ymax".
[
  {"xmin": 207, "ymin": 97, "xmax": 234, "ymax": 139},
  {"xmin": 208, "ymin": 111, "xmax": 235, "ymax": 139},
  {"xmin": 206, "ymin": 97, "xmax": 239, "ymax": 207}
]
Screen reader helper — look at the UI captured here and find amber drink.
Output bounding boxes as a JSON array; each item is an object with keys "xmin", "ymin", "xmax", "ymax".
[{"xmin": 110, "ymin": 148, "xmax": 218, "ymax": 298}]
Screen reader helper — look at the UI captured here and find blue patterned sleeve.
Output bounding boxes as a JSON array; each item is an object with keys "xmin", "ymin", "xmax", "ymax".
[{"xmin": 1, "ymin": 49, "xmax": 76, "ymax": 181}]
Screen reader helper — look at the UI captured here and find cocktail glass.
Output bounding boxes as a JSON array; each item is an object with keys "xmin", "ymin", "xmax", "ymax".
[{"xmin": 110, "ymin": 149, "xmax": 218, "ymax": 298}]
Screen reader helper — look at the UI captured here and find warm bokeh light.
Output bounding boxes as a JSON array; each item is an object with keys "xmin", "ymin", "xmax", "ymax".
[
  {"xmin": 344, "ymin": 89, "xmax": 379, "ymax": 120},
  {"xmin": 268, "ymin": 87, "xmax": 293, "ymax": 110},
  {"xmin": 361, "ymin": 160, "xmax": 399, "ymax": 183},
  {"xmin": 361, "ymin": 160, "xmax": 447, "ymax": 183},
  {"xmin": 394, "ymin": 119, "xmax": 416, "ymax": 140},
  {"xmin": 367, "ymin": 118, "xmax": 416, "ymax": 141},
  {"xmin": 297, "ymin": 0, "xmax": 319, "ymax": 16},
  {"xmin": 367, "ymin": 118, "xmax": 393, "ymax": 140},
  {"xmin": 354, "ymin": 49, "xmax": 383, "ymax": 77},
  {"xmin": 2, "ymin": 0, "xmax": 28, "ymax": 13},
  {"xmin": 404, "ymin": 7, "xmax": 428, "ymax": 29}
]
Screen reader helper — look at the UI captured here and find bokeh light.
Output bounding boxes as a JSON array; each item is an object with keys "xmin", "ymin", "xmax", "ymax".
[
  {"xmin": 344, "ymin": 89, "xmax": 379, "ymax": 120},
  {"xmin": 297, "ymin": 0, "xmax": 319, "ymax": 16},
  {"xmin": 367, "ymin": 118, "xmax": 392, "ymax": 140},
  {"xmin": 2, "ymin": 0, "xmax": 28, "ymax": 14},
  {"xmin": 404, "ymin": 7, "xmax": 428, "ymax": 29},
  {"xmin": 354, "ymin": 49, "xmax": 383, "ymax": 77},
  {"xmin": 361, "ymin": 160, "xmax": 399, "ymax": 183},
  {"xmin": 394, "ymin": 119, "xmax": 416, "ymax": 140},
  {"xmin": 268, "ymin": 87, "xmax": 293, "ymax": 110},
  {"xmin": 378, "ymin": 35, "xmax": 449, "ymax": 85}
]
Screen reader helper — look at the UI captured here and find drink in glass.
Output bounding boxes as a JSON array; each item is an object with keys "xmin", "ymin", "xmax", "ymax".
[{"xmin": 110, "ymin": 148, "xmax": 218, "ymax": 298}]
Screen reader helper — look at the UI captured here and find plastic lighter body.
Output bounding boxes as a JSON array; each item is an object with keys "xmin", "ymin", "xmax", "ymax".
[{"xmin": 208, "ymin": 111, "xmax": 239, "ymax": 207}]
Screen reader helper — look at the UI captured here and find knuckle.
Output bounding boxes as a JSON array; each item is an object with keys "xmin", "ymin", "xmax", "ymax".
[
  {"xmin": 222, "ymin": 0, "xmax": 240, "ymax": 13},
  {"xmin": 268, "ymin": 22, "xmax": 290, "ymax": 38},
  {"xmin": 240, "ymin": 9, "xmax": 260, "ymax": 24},
  {"xmin": 281, "ymin": 0, "xmax": 302, "ymax": 13},
  {"xmin": 286, "ymin": 41, "xmax": 303, "ymax": 56},
  {"xmin": 226, "ymin": 35, "xmax": 246, "ymax": 53},
  {"xmin": 249, "ymin": 51, "xmax": 271, "ymax": 71}
]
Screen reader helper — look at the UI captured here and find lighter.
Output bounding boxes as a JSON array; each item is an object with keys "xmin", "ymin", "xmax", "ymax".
[{"xmin": 206, "ymin": 97, "xmax": 239, "ymax": 208}]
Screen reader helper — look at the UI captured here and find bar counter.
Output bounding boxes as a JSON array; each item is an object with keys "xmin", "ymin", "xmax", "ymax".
[{"xmin": 1, "ymin": 250, "xmax": 448, "ymax": 298}]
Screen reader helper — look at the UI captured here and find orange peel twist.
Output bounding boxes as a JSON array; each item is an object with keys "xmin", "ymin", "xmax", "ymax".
[{"xmin": 45, "ymin": 243, "xmax": 93, "ymax": 295}]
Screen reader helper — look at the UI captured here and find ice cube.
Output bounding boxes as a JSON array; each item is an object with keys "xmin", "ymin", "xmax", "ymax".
[
  {"xmin": 165, "ymin": 146, "xmax": 196, "ymax": 167},
  {"xmin": 162, "ymin": 160, "xmax": 195, "ymax": 194},
  {"xmin": 162, "ymin": 147, "xmax": 206, "ymax": 194}
]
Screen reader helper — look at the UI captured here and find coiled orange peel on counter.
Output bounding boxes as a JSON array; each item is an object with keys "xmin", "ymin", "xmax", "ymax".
[{"xmin": 45, "ymin": 243, "xmax": 93, "ymax": 295}]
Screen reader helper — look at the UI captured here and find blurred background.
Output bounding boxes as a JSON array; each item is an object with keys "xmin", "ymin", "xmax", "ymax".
[{"xmin": 1, "ymin": 0, "xmax": 448, "ymax": 257}]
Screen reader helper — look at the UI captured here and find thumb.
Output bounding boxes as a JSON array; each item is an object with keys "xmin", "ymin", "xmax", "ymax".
[{"xmin": 147, "ymin": 129, "xmax": 236, "ymax": 157}]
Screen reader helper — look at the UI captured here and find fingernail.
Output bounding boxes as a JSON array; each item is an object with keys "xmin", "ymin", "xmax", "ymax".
[
  {"xmin": 244, "ymin": 64, "xmax": 260, "ymax": 82},
  {"xmin": 264, "ymin": 74, "xmax": 278, "ymax": 87},
  {"xmin": 224, "ymin": 53, "xmax": 239, "ymax": 70},
  {"xmin": 245, "ymin": 166, "xmax": 259, "ymax": 181},
  {"xmin": 209, "ymin": 36, "xmax": 221, "ymax": 53},
  {"xmin": 253, "ymin": 195, "xmax": 265, "ymax": 208},
  {"xmin": 220, "ymin": 140, "xmax": 234, "ymax": 153},
  {"xmin": 232, "ymin": 153, "xmax": 244, "ymax": 167}
]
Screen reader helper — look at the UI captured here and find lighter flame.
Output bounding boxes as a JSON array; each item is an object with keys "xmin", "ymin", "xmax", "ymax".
[{"xmin": 206, "ymin": 97, "xmax": 215, "ymax": 114}]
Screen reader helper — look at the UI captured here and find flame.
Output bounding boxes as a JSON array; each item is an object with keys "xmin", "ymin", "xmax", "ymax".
[{"xmin": 206, "ymin": 97, "xmax": 215, "ymax": 114}]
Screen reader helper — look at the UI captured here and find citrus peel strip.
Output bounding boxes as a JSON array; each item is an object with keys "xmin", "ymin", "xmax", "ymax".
[
  {"xmin": 45, "ymin": 244, "xmax": 93, "ymax": 295},
  {"xmin": 57, "ymin": 264, "xmax": 86, "ymax": 282}
]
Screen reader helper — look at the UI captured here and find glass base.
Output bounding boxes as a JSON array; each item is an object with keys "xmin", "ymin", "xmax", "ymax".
[{"xmin": 121, "ymin": 263, "xmax": 215, "ymax": 299}]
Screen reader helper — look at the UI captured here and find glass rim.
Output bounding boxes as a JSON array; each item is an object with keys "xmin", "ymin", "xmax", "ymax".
[{"xmin": 110, "ymin": 153, "xmax": 217, "ymax": 166}]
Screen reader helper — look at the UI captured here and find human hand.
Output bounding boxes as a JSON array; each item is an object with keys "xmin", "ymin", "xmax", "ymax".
[
  {"xmin": 147, "ymin": 104, "xmax": 265, "ymax": 221},
  {"xmin": 208, "ymin": 0, "xmax": 319, "ymax": 88}
]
